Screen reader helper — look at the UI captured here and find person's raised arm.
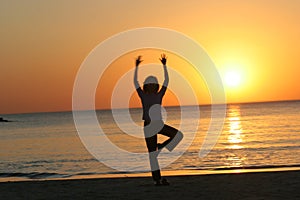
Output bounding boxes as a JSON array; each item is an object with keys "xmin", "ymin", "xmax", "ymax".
[
  {"xmin": 160, "ymin": 54, "xmax": 169, "ymax": 87},
  {"xmin": 134, "ymin": 56, "xmax": 143, "ymax": 89}
]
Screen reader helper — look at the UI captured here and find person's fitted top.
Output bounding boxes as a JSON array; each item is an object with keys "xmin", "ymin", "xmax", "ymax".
[
  {"xmin": 134, "ymin": 64, "xmax": 169, "ymax": 121},
  {"xmin": 136, "ymin": 86, "xmax": 167, "ymax": 121}
]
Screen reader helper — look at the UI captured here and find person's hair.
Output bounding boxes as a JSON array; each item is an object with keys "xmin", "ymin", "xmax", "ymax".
[{"xmin": 143, "ymin": 76, "xmax": 159, "ymax": 94}]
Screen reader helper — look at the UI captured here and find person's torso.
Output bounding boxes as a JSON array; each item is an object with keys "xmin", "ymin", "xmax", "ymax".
[{"xmin": 141, "ymin": 93, "xmax": 163, "ymax": 121}]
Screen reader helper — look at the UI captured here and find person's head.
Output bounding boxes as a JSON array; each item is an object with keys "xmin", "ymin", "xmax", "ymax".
[{"xmin": 143, "ymin": 76, "xmax": 159, "ymax": 94}]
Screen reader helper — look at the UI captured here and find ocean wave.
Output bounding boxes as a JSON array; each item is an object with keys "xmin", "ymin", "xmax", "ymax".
[
  {"xmin": 211, "ymin": 164, "xmax": 300, "ymax": 171},
  {"xmin": 0, "ymin": 171, "xmax": 139, "ymax": 180},
  {"xmin": 22, "ymin": 158, "xmax": 98, "ymax": 165},
  {"xmin": 0, "ymin": 172, "xmax": 71, "ymax": 179}
]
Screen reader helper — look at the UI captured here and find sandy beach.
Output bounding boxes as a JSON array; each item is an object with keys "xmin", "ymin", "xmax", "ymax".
[{"xmin": 1, "ymin": 170, "xmax": 300, "ymax": 200}]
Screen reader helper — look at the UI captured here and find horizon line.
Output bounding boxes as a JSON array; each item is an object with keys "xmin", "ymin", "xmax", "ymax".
[{"xmin": 1, "ymin": 99, "xmax": 300, "ymax": 116}]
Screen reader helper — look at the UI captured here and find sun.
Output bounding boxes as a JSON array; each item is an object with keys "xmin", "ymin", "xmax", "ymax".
[{"xmin": 224, "ymin": 71, "xmax": 242, "ymax": 87}]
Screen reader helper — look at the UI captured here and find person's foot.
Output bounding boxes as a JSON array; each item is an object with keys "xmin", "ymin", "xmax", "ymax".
[
  {"xmin": 154, "ymin": 178, "xmax": 170, "ymax": 186},
  {"xmin": 154, "ymin": 180, "xmax": 161, "ymax": 186}
]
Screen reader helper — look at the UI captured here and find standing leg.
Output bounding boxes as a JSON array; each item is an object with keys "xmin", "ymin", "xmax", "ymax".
[
  {"xmin": 144, "ymin": 121, "xmax": 161, "ymax": 182},
  {"xmin": 145, "ymin": 135, "xmax": 161, "ymax": 181},
  {"xmin": 158, "ymin": 124, "xmax": 183, "ymax": 152}
]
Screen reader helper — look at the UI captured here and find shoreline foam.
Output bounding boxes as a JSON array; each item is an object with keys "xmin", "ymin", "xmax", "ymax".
[{"xmin": 1, "ymin": 165, "xmax": 300, "ymax": 183}]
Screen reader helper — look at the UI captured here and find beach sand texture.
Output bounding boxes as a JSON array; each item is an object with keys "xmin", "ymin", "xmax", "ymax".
[{"xmin": 1, "ymin": 170, "xmax": 300, "ymax": 200}]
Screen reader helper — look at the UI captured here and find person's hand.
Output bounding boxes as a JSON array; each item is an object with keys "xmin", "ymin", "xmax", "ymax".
[
  {"xmin": 160, "ymin": 54, "xmax": 167, "ymax": 65},
  {"xmin": 135, "ymin": 56, "xmax": 143, "ymax": 67}
]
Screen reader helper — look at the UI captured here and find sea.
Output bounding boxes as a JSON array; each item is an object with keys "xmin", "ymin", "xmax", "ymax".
[{"xmin": 1, "ymin": 100, "xmax": 300, "ymax": 181}]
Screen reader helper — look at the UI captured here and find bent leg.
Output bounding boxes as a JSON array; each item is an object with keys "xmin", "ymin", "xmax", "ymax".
[{"xmin": 159, "ymin": 124, "xmax": 183, "ymax": 152}]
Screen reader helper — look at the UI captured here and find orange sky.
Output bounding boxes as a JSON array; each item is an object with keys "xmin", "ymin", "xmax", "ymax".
[{"xmin": 1, "ymin": 0, "xmax": 300, "ymax": 114}]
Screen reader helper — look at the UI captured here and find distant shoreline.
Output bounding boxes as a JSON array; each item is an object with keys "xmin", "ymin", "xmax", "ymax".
[{"xmin": 0, "ymin": 117, "xmax": 11, "ymax": 122}]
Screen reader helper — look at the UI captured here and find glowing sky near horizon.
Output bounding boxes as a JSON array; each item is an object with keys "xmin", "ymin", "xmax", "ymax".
[{"xmin": 0, "ymin": 0, "xmax": 300, "ymax": 114}]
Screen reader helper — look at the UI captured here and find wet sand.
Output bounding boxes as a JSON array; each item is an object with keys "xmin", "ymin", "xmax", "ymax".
[{"xmin": 1, "ymin": 170, "xmax": 300, "ymax": 200}]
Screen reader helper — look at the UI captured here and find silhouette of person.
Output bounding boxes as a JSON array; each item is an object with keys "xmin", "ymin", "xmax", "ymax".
[{"xmin": 134, "ymin": 54, "xmax": 183, "ymax": 185}]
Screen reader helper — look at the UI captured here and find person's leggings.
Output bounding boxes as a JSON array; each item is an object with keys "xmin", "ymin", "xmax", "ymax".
[{"xmin": 144, "ymin": 120, "xmax": 183, "ymax": 181}]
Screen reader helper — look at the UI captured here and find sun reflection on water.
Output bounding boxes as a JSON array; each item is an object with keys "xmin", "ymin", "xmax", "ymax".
[
  {"xmin": 227, "ymin": 106, "xmax": 243, "ymax": 150},
  {"xmin": 222, "ymin": 105, "xmax": 248, "ymax": 169}
]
